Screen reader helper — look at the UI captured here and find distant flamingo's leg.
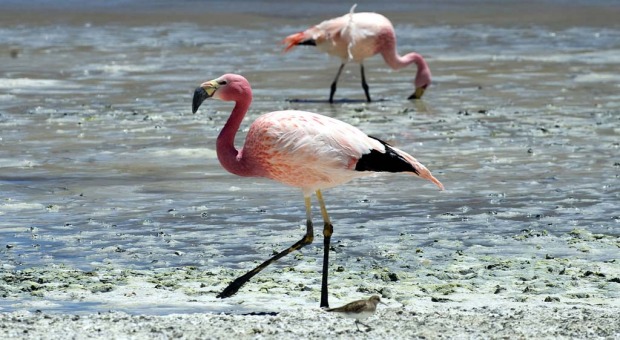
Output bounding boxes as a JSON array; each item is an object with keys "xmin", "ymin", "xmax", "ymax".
[
  {"xmin": 329, "ymin": 63, "xmax": 346, "ymax": 103},
  {"xmin": 217, "ymin": 196, "xmax": 314, "ymax": 299},
  {"xmin": 316, "ymin": 189, "xmax": 333, "ymax": 308},
  {"xmin": 360, "ymin": 64, "xmax": 371, "ymax": 102}
]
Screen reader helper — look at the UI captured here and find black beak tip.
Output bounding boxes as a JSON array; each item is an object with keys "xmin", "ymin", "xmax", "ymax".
[
  {"xmin": 192, "ymin": 87, "xmax": 208, "ymax": 113},
  {"xmin": 408, "ymin": 93, "xmax": 419, "ymax": 100}
]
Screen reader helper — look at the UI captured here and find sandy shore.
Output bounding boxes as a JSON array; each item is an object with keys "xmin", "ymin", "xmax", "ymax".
[
  {"xmin": 1, "ymin": 258, "xmax": 619, "ymax": 338},
  {"xmin": 2, "ymin": 302, "xmax": 619, "ymax": 339}
]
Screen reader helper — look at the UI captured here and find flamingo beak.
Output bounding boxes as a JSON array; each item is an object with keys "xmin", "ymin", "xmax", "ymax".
[
  {"xmin": 408, "ymin": 86, "xmax": 426, "ymax": 100},
  {"xmin": 192, "ymin": 80, "xmax": 219, "ymax": 113}
]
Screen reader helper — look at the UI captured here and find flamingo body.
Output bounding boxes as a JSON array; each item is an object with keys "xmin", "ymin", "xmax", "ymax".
[
  {"xmin": 285, "ymin": 12, "xmax": 392, "ymax": 63},
  {"xmin": 283, "ymin": 6, "xmax": 431, "ymax": 101},
  {"xmin": 240, "ymin": 110, "xmax": 442, "ymax": 195},
  {"xmin": 192, "ymin": 73, "xmax": 443, "ymax": 307},
  {"xmin": 243, "ymin": 110, "xmax": 376, "ymax": 193}
]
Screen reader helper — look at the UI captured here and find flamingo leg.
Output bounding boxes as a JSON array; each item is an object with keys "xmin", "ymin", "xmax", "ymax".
[
  {"xmin": 216, "ymin": 196, "xmax": 315, "ymax": 299},
  {"xmin": 329, "ymin": 63, "xmax": 346, "ymax": 103},
  {"xmin": 360, "ymin": 64, "xmax": 371, "ymax": 102},
  {"xmin": 316, "ymin": 189, "xmax": 333, "ymax": 308}
]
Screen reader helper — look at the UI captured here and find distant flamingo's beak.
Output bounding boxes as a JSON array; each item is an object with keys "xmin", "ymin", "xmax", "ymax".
[
  {"xmin": 192, "ymin": 80, "xmax": 219, "ymax": 113},
  {"xmin": 408, "ymin": 86, "xmax": 426, "ymax": 100}
]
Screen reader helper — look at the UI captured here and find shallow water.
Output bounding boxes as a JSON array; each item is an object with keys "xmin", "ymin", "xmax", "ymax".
[{"xmin": 1, "ymin": 1, "xmax": 619, "ymax": 314}]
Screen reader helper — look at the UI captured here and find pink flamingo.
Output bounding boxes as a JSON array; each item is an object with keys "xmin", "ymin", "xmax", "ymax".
[
  {"xmin": 192, "ymin": 73, "xmax": 443, "ymax": 308},
  {"xmin": 283, "ymin": 4, "xmax": 432, "ymax": 103}
]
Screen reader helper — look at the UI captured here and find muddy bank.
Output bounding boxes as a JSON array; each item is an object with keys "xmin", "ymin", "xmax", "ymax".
[{"xmin": 1, "ymin": 303, "xmax": 619, "ymax": 339}]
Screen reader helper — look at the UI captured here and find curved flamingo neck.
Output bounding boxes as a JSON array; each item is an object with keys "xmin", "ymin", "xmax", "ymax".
[
  {"xmin": 378, "ymin": 30, "xmax": 430, "ymax": 87},
  {"xmin": 377, "ymin": 30, "xmax": 408, "ymax": 70},
  {"xmin": 382, "ymin": 50, "xmax": 425, "ymax": 70},
  {"xmin": 216, "ymin": 95, "xmax": 253, "ymax": 177}
]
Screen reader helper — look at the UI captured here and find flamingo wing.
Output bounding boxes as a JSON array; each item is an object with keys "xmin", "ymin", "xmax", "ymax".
[
  {"xmin": 248, "ymin": 110, "xmax": 379, "ymax": 169},
  {"xmin": 244, "ymin": 111, "xmax": 443, "ymax": 191}
]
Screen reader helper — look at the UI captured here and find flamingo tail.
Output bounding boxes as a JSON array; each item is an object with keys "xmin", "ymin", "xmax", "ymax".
[
  {"xmin": 355, "ymin": 136, "xmax": 445, "ymax": 191},
  {"xmin": 401, "ymin": 152, "xmax": 445, "ymax": 190},
  {"xmin": 283, "ymin": 32, "xmax": 315, "ymax": 52},
  {"xmin": 391, "ymin": 145, "xmax": 444, "ymax": 190}
]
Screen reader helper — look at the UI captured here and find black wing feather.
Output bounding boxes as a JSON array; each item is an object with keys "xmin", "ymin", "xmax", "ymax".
[
  {"xmin": 354, "ymin": 136, "xmax": 420, "ymax": 175},
  {"xmin": 297, "ymin": 39, "xmax": 317, "ymax": 46}
]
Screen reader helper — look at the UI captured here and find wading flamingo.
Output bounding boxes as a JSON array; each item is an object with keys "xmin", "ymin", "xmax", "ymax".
[
  {"xmin": 283, "ymin": 4, "xmax": 431, "ymax": 103},
  {"xmin": 192, "ymin": 73, "xmax": 443, "ymax": 308}
]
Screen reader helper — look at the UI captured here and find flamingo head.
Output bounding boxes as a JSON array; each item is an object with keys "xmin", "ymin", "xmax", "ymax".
[
  {"xmin": 408, "ymin": 83, "xmax": 429, "ymax": 100},
  {"xmin": 407, "ymin": 54, "xmax": 431, "ymax": 100},
  {"xmin": 192, "ymin": 74, "xmax": 250, "ymax": 113},
  {"xmin": 192, "ymin": 78, "xmax": 223, "ymax": 113}
]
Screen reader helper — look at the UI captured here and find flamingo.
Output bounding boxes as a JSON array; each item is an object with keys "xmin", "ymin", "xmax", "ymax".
[
  {"xmin": 192, "ymin": 73, "xmax": 443, "ymax": 308},
  {"xmin": 283, "ymin": 4, "xmax": 432, "ymax": 103}
]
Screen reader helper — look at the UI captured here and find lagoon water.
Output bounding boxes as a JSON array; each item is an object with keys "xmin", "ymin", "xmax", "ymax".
[{"xmin": 0, "ymin": 1, "xmax": 619, "ymax": 314}]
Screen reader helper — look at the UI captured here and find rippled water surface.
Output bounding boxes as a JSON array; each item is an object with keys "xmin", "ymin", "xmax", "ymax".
[{"xmin": 1, "ymin": 1, "xmax": 619, "ymax": 313}]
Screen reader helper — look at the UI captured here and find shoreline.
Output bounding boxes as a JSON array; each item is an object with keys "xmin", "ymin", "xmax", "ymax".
[
  {"xmin": 1, "ymin": 259, "xmax": 619, "ymax": 338},
  {"xmin": 2, "ymin": 302, "xmax": 619, "ymax": 339}
]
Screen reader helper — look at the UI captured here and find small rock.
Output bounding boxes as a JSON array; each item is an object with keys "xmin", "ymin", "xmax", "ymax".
[
  {"xmin": 544, "ymin": 296, "xmax": 560, "ymax": 302},
  {"xmin": 379, "ymin": 287, "xmax": 393, "ymax": 299},
  {"xmin": 583, "ymin": 271, "xmax": 605, "ymax": 278},
  {"xmin": 570, "ymin": 293, "xmax": 590, "ymax": 299},
  {"xmin": 356, "ymin": 286, "xmax": 375, "ymax": 294}
]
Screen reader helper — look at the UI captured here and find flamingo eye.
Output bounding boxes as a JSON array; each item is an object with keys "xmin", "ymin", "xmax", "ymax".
[{"xmin": 218, "ymin": 80, "xmax": 227, "ymax": 85}]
